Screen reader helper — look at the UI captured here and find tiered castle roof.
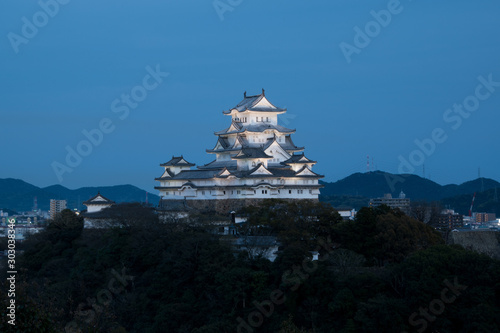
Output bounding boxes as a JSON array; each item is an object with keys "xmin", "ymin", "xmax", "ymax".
[
  {"xmin": 155, "ymin": 90, "xmax": 323, "ymax": 193},
  {"xmin": 83, "ymin": 192, "xmax": 115, "ymax": 206},
  {"xmin": 223, "ymin": 89, "xmax": 287, "ymax": 114}
]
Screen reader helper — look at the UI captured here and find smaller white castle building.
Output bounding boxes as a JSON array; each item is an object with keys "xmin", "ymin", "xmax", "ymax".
[{"xmin": 83, "ymin": 192, "xmax": 115, "ymax": 213}]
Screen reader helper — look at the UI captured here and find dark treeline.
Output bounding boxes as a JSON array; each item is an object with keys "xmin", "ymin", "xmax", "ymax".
[{"xmin": 0, "ymin": 201, "xmax": 499, "ymax": 332}]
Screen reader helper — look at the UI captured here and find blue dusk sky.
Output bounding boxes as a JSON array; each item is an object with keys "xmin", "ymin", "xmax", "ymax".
[{"xmin": 1, "ymin": 0, "xmax": 499, "ymax": 193}]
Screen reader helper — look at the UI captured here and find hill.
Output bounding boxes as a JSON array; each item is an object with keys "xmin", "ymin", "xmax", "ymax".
[
  {"xmin": 2, "ymin": 172, "xmax": 499, "ymax": 213},
  {"xmin": 320, "ymin": 171, "xmax": 500, "ymax": 200},
  {"xmin": 0, "ymin": 178, "xmax": 160, "ymax": 212},
  {"xmin": 441, "ymin": 188, "xmax": 500, "ymax": 216},
  {"xmin": 319, "ymin": 171, "xmax": 500, "ymax": 211}
]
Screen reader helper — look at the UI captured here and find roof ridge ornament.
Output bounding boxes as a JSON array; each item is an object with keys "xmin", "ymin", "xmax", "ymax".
[
  {"xmin": 262, "ymin": 88, "xmax": 265, "ymax": 96},
  {"xmin": 244, "ymin": 91, "xmax": 247, "ymax": 98}
]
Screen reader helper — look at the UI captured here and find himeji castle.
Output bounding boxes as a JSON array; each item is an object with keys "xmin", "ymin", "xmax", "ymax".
[{"xmin": 155, "ymin": 90, "xmax": 323, "ymax": 212}]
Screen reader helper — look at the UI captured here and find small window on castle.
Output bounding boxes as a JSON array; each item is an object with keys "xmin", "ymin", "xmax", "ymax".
[
  {"xmin": 237, "ymin": 190, "xmax": 241, "ymax": 194},
  {"xmin": 223, "ymin": 191, "xmax": 226, "ymax": 195},
  {"xmin": 289, "ymin": 190, "xmax": 292, "ymax": 194},
  {"xmin": 266, "ymin": 117, "xmax": 269, "ymax": 122}
]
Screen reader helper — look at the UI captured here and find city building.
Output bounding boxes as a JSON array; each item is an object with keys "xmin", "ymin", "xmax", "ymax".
[
  {"xmin": 0, "ymin": 215, "xmax": 43, "ymax": 241},
  {"xmin": 437, "ymin": 209, "xmax": 464, "ymax": 231},
  {"xmin": 49, "ymin": 199, "xmax": 67, "ymax": 219},
  {"xmin": 369, "ymin": 191, "xmax": 410, "ymax": 214},
  {"xmin": 155, "ymin": 90, "xmax": 323, "ymax": 214},
  {"xmin": 474, "ymin": 212, "xmax": 497, "ymax": 223},
  {"xmin": 0, "ymin": 225, "xmax": 43, "ymax": 241}
]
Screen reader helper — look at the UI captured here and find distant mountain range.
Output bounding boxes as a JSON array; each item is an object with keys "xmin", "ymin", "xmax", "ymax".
[
  {"xmin": 320, "ymin": 171, "xmax": 500, "ymax": 201},
  {"xmin": 1, "ymin": 171, "xmax": 499, "ymax": 215},
  {"xmin": 0, "ymin": 178, "xmax": 159, "ymax": 212},
  {"xmin": 320, "ymin": 171, "xmax": 500, "ymax": 215}
]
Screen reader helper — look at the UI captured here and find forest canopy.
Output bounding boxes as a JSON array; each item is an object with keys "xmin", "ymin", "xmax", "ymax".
[{"xmin": 0, "ymin": 203, "xmax": 498, "ymax": 332}]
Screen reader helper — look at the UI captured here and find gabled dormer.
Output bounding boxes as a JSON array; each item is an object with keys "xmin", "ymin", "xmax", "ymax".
[
  {"xmin": 160, "ymin": 156, "xmax": 195, "ymax": 175},
  {"xmin": 233, "ymin": 148, "xmax": 272, "ymax": 170},
  {"xmin": 216, "ymin": 167, "xmax": 235, "ymax": 178},
  {"xmin": 159, "ymin": 168, "xmax": 175, "ymax": 178},
  {"xmin": 232, "ymin": 135, "xmax": 247, "ymax": 149},
  {"xmin": 295, "ymin": 165, "xmax": 322, "ymax": 177},
  {"xmin": 283, "ymin": 153, "xmax": 317, "ymax": 172},
  {"xmin": 249, "ymin": 164, "xmax": 273, "ymax": 176},
  {"xmin": 228, "ymin": 121, "xmax": 242, "ymax": 133},
  {"xmin": 264, "ymin": 137, "xmax": 292, "ymax": 163}
]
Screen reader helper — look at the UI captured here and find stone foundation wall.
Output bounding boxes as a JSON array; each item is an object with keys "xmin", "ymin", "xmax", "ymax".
[
  {"xmin": 450, "ymin": 230, "xmax": 500, "ymax": 260},
  {"xmin": 159, "ymin": 198, "xmax": 319, "ymax": 215}
]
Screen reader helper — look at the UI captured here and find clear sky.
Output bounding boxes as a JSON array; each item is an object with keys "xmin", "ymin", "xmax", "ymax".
[{"xmin": 1, "ymin": 0, "xmax": 499, "ymax": 193}]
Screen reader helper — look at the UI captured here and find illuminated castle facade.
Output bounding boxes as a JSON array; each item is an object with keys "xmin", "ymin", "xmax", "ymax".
[{"xmin": 155, "ymin": 90, "xmax": 323, "ymax": 207}]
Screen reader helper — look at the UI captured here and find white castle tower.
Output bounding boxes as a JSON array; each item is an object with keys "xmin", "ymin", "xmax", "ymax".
[{"xmin": 155, "ymin": 90, "xmax": 323, "ymax": 210}]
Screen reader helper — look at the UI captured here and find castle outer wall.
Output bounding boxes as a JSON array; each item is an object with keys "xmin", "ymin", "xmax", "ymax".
[{"xmin": 158, "ymin": 198, "xmax": 319, "ymax": 215}]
